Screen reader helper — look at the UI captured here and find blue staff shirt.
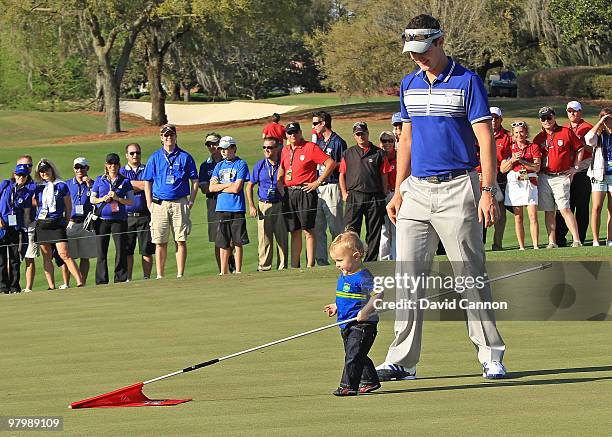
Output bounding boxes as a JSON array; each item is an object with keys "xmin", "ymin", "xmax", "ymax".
[
  {"xmin": 0, "ymin": 180, "xmax": 33, "ymax": 229},
  {"xmin": 399, "ymin": 58, "xmax": 491, "ymax": 177},
  {"xmin": 120, "ymin": 164, "xmax": 147, "ymax": 213},
  {"xmin": 91, "ymin": 175, "xmax": 134, "ymax": 220},
  {"xmin": 34, "ymin": 181, "xmax": 70, "ymax": 222},
  {"xmin": 602, "ymin": 131, "xmax": 612, "ymax": 175},
  {"xmin": 65, "ymin": 177, "xmax": 93, "ymax": 219},
  {"xmin": 213, "ymin": 157, "xmax": 250, "ymax": 213},
  {"xmin": 250, "ymin": 158, "xmax": 280, "ymax": 202},
  {"xmin": 316, "ymin": 132, "xmax": 347, "ymax": 183},
  {"xmin": 142, "ymin": 146, "xmax": 198, "ymax": 200},
  {"xmin": 335, "ymin": 268, "xmax": 378, "ymax": 329},
  {"xmin": 198, "ymin": 157, "xmax": 221, "ymax": 199}
]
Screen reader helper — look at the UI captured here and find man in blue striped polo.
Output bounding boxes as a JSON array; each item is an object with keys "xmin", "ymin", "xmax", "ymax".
[{"xmin": 377, "ymin": 14, "xmax": 506, "ymax": 382}]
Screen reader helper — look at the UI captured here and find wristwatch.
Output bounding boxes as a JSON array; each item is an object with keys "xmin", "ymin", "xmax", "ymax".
[{"xmin": 482, "ymin": 186, "xmax": 498, "ymax": 196}]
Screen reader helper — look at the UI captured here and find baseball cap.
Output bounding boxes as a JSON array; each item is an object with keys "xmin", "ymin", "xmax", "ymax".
[
  {"xmin": 218, "ymin": 136, "xmax": 237, "ymax": 149},
  {"xmin": 73, "ymin": 157, "xmax": 89, "ymax": 167},
  {"xmin": 14, "ymin": 164, "xmax": 30, "ymax": 175},
  {"xmin": 285, "ymin": 122, "xmax": 301, "ymax": 134},
  {"xmin": 402, "ymin": 28, "xmax": 443, "ymax": 54},
  {"xmin": 204, "ymin": 133, "xmax": 221, "ymax": 144},
  {"xmin": 566, "ymin": 101, "xmax": 582, "ymax": 112},
  {"xmin": 352, "ymin": 121, "xmax": 369, "ymax": 134},
  {"xmin": 538, "ymin": 106, "xmax": 556, "ymax": 118},
  {"xmin": 105, "ymin": 153, "xmax": 120, "ymax": 164},
  {"xmin": 160, "ymin": 124, "xmax": 177, "ymax": 136},
  {"xmin": 37, "ymin": 160, "xmax": 51, "ymax": 172},
  {"xmin": 490, "ymin": 107, "xmax": 503, "ymax": 118},
  {"xmin": 379, "ymin": 131, "xmax": 395, "ymax": 142},
  {"xmin": 391, "ymin": 112, "xmax": 403, "ymax": 125}
]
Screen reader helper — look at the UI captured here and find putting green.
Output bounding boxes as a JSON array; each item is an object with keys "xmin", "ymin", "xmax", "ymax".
[{"xmin": 1, "ymin": 269, "xmax": 611, "ymax": 435}]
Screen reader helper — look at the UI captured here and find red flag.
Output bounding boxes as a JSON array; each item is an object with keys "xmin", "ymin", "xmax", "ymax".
[{"xmin": 70, "ymin": 383, "xmax": 191, "ymax": 409}]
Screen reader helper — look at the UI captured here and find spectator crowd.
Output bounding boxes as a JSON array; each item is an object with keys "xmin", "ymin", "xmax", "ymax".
[{"xmin": 1, "ymin": 103, "xmax": 611, "ymax": 293}]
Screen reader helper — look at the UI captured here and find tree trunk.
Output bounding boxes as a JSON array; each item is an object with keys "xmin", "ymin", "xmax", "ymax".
[
  {"xmin": 181, "ymin": 82, "xmax": 190, "ymax": 102},
  {"xmin": 95, "ymin": 70, "xmax": 105, "ymax": 112},
  {"xmin": 147, "ymin": 52, "xmax": 167, "ymax": 126},
  {"xmin": 171, "ymin": 82, "xmax": 181, "ymax": 101},
  {"xmin": 102, "ymin": 71, "xmax": 120, "ymax": 134}
]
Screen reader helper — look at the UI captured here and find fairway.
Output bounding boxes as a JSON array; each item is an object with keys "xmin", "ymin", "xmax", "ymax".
[{"xmin": 2, "ymin": 268, "xmax": 612, "ymax": 435}]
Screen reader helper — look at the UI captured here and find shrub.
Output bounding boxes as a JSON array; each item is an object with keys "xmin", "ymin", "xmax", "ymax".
[{"xmin": 518, "ymin": 66, "xmax": 612, "ymax": 98}]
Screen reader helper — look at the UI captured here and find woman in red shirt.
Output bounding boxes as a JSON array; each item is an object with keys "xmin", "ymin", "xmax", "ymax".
[{"xmin": 500, "ymin": 122, "xmax": 541, "ymax": 250}]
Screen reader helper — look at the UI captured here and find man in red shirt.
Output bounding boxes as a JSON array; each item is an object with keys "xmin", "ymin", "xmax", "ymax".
[
  {"xmin": 262, "ymin": 113, "xmax": 286, "ymax": 144},
  {"xmin": 555, "ymin": 100, "xmax": 594, "ymax": 246},
  {"xmin": 488, "ymin": 107, "xmax": 512, "ymax": 250},
  {"xmin": 533, "ymin": 106, "xmax": 583, "ymax": 248},
  {"xmin": 277, "ymin": 122, "xmax": 336, "ymax": 268},
  {"xmin": 378, "ymin": 131, "xmax": 397, "ymax": 260}
]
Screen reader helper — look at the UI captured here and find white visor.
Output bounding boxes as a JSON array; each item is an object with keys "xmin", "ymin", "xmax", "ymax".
[{"xmin": 402, "ymin": 28, "xmax": 443, "ymax": 54}]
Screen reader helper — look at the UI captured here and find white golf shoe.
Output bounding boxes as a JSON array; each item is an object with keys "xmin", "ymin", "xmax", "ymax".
[{"xmin": 483, "ymin": 361, "xmax": 507, "ymax": 379}]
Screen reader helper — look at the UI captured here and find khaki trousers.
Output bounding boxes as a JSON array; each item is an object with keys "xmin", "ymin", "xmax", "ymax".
[
  {"xmin": 386, "ymin": 172, "xmax": 505, "ymax": 367},
  {"xmin": 257, "ymin": 201, "xmax": 288, "ymax": 271}
]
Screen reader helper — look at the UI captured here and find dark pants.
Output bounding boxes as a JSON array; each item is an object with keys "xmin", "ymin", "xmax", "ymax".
[
  {"xmin": 344, "ymin": 191, "xmax": 386, "ymax": 262},
  {"xmin": 340, "ymin": 322, "xmax": 379, "ymax": 390},
  {"xmin": 0, "ymin": 228, "xmax": 21, "ymax": 292},
  {"xmin": 556, "ymin": 171, "xmax": 591, "ymax": 245},
  {"xmin": 95, "ymin": 219, "xmax": 128, "ymax": 284}
]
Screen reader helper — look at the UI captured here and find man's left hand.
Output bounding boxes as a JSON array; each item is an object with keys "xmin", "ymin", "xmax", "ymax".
[
  {"xmin": 302, "ymin": 180, "xmax": 320, "ymax": 193},
  {"xmin": 478, "ymin": 191, "xmax": 499, "ymax": 228}
]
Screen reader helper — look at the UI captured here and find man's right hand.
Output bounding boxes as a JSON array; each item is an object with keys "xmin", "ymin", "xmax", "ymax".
[
  {"xmin": 249, "ymin": 205, "xmax": 257, "ymax": 218},
  {"xmin": 386, "ymin": 191, "xmax": 403, "ymax": 225}
]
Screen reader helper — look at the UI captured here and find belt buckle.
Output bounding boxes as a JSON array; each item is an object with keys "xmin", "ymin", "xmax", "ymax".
[{"xmin": 425, "ymin": 176, "xmax": 441, "ymax": 184}]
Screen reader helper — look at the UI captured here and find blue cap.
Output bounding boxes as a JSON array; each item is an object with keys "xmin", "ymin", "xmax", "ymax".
[
  {"xmin": 391, "ymin": 112, "xmax": 402, "ymax": 125},
  {"xmin": 15, "ymin": 164, "xmax": 30, "ymax": 175}
]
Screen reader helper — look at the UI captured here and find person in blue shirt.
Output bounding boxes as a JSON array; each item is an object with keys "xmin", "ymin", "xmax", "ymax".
[
  {"xmin": 32, "ymin": 159, "xmax": 84, "ymax": 290},
  {"xmin": 91, "ymin": 153, "xmax": 134, "ymax": 285},
  {"xmin": 121, "ymin": 143, "xmax": 155, "ymax": 280},
  {"xmin": 323, "ymin": 231, "xmax": 382, "ymax": 396},
  {"xmin": 312, "ymin": 111, "xmax": 347, "ymax": 266},
  {"xmin": 198, "ymin": 132, "xmax": 224, "ymax": 271},
  {"xmin": 63, "ymin": 157, "xmax": 98, "ymax": 287},
  {"xmin": 379, "ymin": 14, "xmax": 506, "ymax": 382},
  {"xmin": 143, "ymin": 124, "xmax": 199, "ymax": 279},
  {"xmin": 246, "ymin": 136, "xmax": 288, "ymax": 271},
  {"xmin": 0, "ymin": 164, "xmax": 34, "ymax": 293},
  {"xmin": 15, "ymin": 155, "xmax": 38, "ymax": 293},
  {"xmin": 209, "ymin": 136, "xmax": 250, "ymax": 275}
]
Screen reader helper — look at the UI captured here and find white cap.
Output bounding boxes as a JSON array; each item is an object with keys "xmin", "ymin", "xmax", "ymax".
[
  {"xmin": 490, "ymin": 107, "xmax": 503, "ymax": 117},
  {"xmin": 218, "ymin": 136, "xmax": 237, "ymax": 149},
  {"xmin": 73, "ymin": 157, "xmax": 89, "ymax": 167},
  {"xmin": 566, "ymin": 101, "xmax": 582, "ymax": 111}
]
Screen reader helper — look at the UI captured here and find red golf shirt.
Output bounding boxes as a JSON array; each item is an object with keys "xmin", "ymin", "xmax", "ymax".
[
  {"xmin": 533, "ymin": 125, "xmax": 582, "ymax": 173},
  {"xmin": 262, "ymin": 122, "xmax": 286, "ymax": 142},
  {"xmin": 507, "ymin": 141, "xmax": 541, "ymax": 172},
  {"xmin": 494, "ymin": 127, "xmax": 512, "ymax": 170},
  {"xmin": 280, "ymin": 140, "xmax": 330, "ymax": 186},
  {"xmin": 565, "ymin": 119, "xmax": 593, "ymax": 160}
]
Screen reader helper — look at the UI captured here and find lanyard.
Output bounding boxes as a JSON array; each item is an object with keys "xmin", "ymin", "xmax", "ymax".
[
  {"xmin": 265, "ymin": 159, "xmax": 277, "ymax": 182},
  {"xmin": 164, "ymin": 148, "xmax": 179, "ymax": 170},
  {"xmin": 288, "ymin": 143, "xmax": 302, "ymax": 169},
  {"xmin": 73, "ymin": 177, "xmax": 87, "ymax": 204}
]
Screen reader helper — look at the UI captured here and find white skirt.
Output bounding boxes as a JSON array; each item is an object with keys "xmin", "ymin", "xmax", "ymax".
[{"xmin": 505, "ymin": 170, "xmax": 538, "ymax": 207}]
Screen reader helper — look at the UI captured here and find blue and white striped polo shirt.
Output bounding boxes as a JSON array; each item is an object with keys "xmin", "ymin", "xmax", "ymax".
[{"xmin": 399, "ymin": 58, "xmax": 491, "ymax": 177}]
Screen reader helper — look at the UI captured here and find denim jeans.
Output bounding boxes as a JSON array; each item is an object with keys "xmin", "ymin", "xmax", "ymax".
[{"xmin": 340, "ymin": 322, "xmax": 379, "ymax": 389}]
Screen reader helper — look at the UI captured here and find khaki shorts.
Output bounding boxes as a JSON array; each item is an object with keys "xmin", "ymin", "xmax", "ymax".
[
  {"xmin": 150, "ymin": 197, "xmax": 192, "ymax": 244},
  {"xmin": 23, "ymin": 225, "xmax": 39, "ymax": 259},
  {"xmin": 538, "ymin": 173, "xmax": 571, "ymax": 211},
  {"xmin": 67, "ymin": 221, "xmax": 98, "ymax": 259}
]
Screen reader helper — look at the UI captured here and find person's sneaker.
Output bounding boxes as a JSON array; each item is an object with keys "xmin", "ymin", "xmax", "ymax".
[
  {"xmin": 332, "ymin": 387, "xmax": 358, "ymax": 397},
  {"xmin": 546, "ymin": 243, "xmax": 558, "ymax": 249},
  {"xmin": 483, "ymin": 361, "xmax": 507, "ymax": 379},
  {"xmin": 156, "ymin": 275, "xmax": 164, "ymax": 280},
  {"xmin": 58, "ymin": 284, "xmax": 69, "ymax": 290},
  {"xmin": 375, "ymin": 362, "xmax": 416, "ymax": 381},
  {"xmin": 358, "ymin": 382, "xmax": 381, "ymax": 394},
  {"xmin": 593, "ymin": 240, "xmax": 600, "ymax": 247},
  {"xmin": 23, "ymin": 288, "xmax": 32, "ymax": 293},
  {"xmin": 607, "ymin": 241, "xmax": 612, "ymax": 247},
  {"xmin": 176, "ymin": 274, "xmax": 183, "ymax": 279},
  {"xmin": 571, "ymin": 241, "xmax": 583, "ymax": 247}
]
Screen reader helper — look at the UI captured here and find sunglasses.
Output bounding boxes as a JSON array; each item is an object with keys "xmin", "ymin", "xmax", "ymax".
[
  {"xmin": 286, "ymin": 131, "xmax": 299, "ymax": 135},
  {"xmin": 262, "ymin": 146, "xmax": 278, "ymax": 150},
  {"xmin": 74, "ymin": 164, "xmax": 88, "ymax": 170},
  {"xmin": 355, "ymin": 132, "xmax": 367, "ymax": 136},
  {"xmin": 381, "ymin": 139, "xmax": 395, "ymax": 144},
  {"xmin": 402, "ymin": 30, "xmax": 441, "ymax": 42},
  {"xmin": 540, "ymin": 115, "xmax": 554, "ymax": 122},
  {"xmin": 312, "ymin": 120, "xmax": 323, "ymax": 126},
  {"xmin": 511, "ymin": 121, "xmax": 527, "ymax": 128},
  {"xmin": 128, "ymin": 151, "xmax": 141, "ymax": 155},
  {"xmin": 162, "ymin": 133, "xmax": 175, "ymax": 138},
  {"xmin": 106, "ymin": 161, "xmax": 120, "ymax": 165},
  {"xmin": 205, "ymin": 142, "xmax": 219, "ymax": 147}
]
